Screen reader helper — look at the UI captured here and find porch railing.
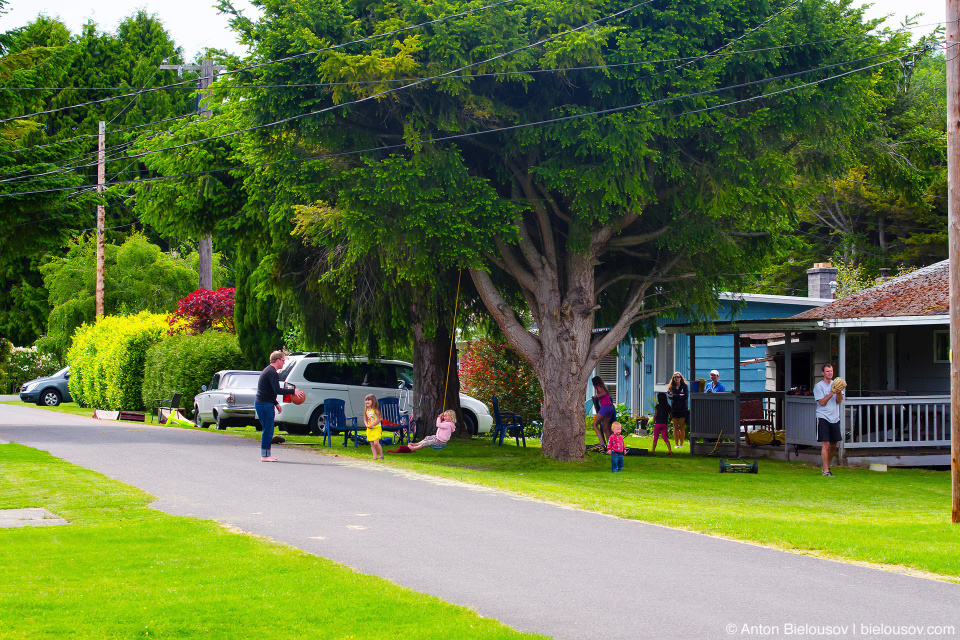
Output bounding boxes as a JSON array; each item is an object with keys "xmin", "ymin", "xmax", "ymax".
[
  {"xmin": 844, "ymin": 395, "xmax": 951, "ymax": 448},
  {"xmin": 689, "ymin": 392, "xmax": 739, "ymax": 441},
  {"xmin": 784, "ymin": 395, "xmax": 951, "ymax": 450}
]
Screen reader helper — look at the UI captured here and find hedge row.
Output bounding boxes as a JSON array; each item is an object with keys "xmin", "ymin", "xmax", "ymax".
[
  {"xmin": 141, "ymin": 332, "xmax": 249, "ymax": 413},
  {"xmin": 68, "ymin": 312, "xmax": 169, "ymax": 410}
]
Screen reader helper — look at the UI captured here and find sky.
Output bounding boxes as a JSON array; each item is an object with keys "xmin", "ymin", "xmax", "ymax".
[{"xmin": 0, "ymin": 0, "xmax": 947, "ymax": 62}]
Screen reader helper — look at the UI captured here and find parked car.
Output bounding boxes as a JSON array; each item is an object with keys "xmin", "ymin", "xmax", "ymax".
[
  {"xmin": 19, "ymin": 367, "xmax": 72, "ymax": 407},
  {"xmin": 192, "ymin": 370, "xmax": 262, "ymax": 430},
  {"xmin": 275, "ymin": 353, "xmax": 494, "ymax": 436}
]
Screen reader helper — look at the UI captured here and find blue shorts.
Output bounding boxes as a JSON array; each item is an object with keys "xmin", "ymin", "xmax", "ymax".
[{"xmin": 598, "ymin": 405, "xmax": 616, "ymax": 419}]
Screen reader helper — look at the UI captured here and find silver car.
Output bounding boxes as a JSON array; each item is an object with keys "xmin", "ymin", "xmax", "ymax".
[{"xmin": 192, "ymin": 370, "xmax": 262, "ymax": 430}]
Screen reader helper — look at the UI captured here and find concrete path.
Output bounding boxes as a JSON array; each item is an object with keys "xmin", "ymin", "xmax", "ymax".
[{"xmin": 1, "ymin": 403, "xmax": 958, "ymax": 640}]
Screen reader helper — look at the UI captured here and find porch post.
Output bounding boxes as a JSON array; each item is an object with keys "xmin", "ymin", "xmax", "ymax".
[
  {"xmin": 689, "ymin": 334, "xmax": 696, "ymax": 388},
  {"xmin": 784, "ymin": 331, "xmax": 792, "ymax": 459},
  {"xmin": 838, "ymin": 328, "xmax": 847, "ymax": 463},
  {"xmin": 784, "ymin": 331, "xmax": 793, "ymax": 392},
  {"xmin": 734, "ymin": 332, "xmax": 741, "ymax": 392},
  {"xmin": 838, "ymin": 329, "xmax": 847, "ymax": 381}
]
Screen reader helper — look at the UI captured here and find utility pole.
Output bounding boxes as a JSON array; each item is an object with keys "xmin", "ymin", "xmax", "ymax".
[
  {"xmin": 159, "ymin": 59, "xmax": 226, "ymax": 290},
  {"xmin": 95, "ymin": 120, "xmax": 105, "ymax": 318},
  {"xmin": 948, "ymin": 0, "xmax": 960, "ymax": 523}
]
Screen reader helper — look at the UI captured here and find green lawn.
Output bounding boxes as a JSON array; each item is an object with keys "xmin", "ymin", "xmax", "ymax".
[
  {"xmin": 7, "ymin": 400, "xmax": 959, "ymax": 581},
  {"xmin": 0, "ymin": 443, "xmax": 546, "ymax": 639}
]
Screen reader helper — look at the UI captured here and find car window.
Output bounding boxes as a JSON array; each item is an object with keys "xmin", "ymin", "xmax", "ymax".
[
  {"xmin": 302, "ymin": 362, "xmax": 359, "ymax": 385},
  {"xmin": 278, "ymin": 359, "xmax": 297, "ymax": 382},
  {"xmin": 210, "ymin": 373, "xmax": 220, "ymax": 390},
  {"xmin": 359, "ymin": 363, "xmax": 396, "ymax": 387},
  {"xmin": 54, "ymin": 366, "xmax": 69, "ymax": 378},
  {"xmin": 222, "ymin": 373, "xmax": 260, "ymax": 389},
  {"xmin": 396, "ymin": 365, "xmax": 413, "ymax": 390}
]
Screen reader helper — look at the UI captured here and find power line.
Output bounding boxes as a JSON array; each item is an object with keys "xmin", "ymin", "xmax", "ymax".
[
  {"xmin": 0, "ymin": 47, "xmax": 917, "ymax": 199},
  {"xmin": 0, "ymin": 0, "xmax": 523, "ymax": 126},
  {"xmin": 0, "ymin": 34, "xmax": 899, "ymax": 91},
  {"xmin": 0, "ymin": 113, "xmax": 195, "ymax": 159}
]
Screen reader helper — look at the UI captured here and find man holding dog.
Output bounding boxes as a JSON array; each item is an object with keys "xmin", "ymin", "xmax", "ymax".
[
  {"xmin": 255, "ymin": 350, "xmax": 286, "ymax": 462},
  {"xmin": 814, "ymin": 363, "xmax": 844, "ymax": 477}
]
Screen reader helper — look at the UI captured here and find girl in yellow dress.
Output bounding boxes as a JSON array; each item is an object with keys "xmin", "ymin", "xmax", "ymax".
[{"xmin": 363, "ymin": 394, "xmax": 384, "ymax": 460}]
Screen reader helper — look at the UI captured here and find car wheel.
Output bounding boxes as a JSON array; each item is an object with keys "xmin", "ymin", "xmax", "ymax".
[
  {"xmin": 215, "ymin": 412, "xmax": 227, "ymax": 430},
  {"xmin": 307, "ymin": 408, "xmax": 325, "ymax": 437},
  {"xmin": 39, "ymin": 388, "xmax": 61, "ymax": 407},
  {"xmin": 462, "ymin": 410, "xmax": 478, "ymax": 436},
  {"xmin": 193, "ymin": 405, "xmax": 208, "ymax": 428}
]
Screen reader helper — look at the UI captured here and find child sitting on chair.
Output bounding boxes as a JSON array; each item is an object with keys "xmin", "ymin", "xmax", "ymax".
[{"xmin": 407, "ymin": 410, "xmax": 456, "ymax": 450}]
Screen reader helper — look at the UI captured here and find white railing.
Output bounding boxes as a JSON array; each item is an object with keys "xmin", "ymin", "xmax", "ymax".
[
  {"xmin": 784, "ymin": 395, "xmax": 950, "ymax": 449},
  {"xmin": 844, "ymin": 395, "xmax": 951, "ymax": 448}
]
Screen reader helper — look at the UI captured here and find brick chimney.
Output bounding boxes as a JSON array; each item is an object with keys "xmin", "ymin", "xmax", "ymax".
[{"xmin": 807, "ymin": 262, "xmax": 838, "ymax": 299}]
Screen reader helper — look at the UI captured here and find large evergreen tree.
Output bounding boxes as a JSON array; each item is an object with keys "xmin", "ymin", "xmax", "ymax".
[{"xmin": 217, "ymin": 0, "xmax": 917, "ymax": 459}]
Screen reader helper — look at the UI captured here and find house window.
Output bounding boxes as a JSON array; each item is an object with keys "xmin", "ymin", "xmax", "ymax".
[
  {"xmin": 934, "ymin": 330, "xmax": 950, "ymax": 363},
  {"xmin": 655, "ymin": 333, "xmax": 675, "ymax": 387},
  {"xmin": 597, "ymin": 354, "xmax": 618, "ymax": 403}
]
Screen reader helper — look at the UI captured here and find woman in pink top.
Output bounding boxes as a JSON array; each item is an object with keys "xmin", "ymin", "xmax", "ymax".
[
  {"xmin": 408, "ymin": 410, "xmax": 457, "ymax": 450},
  {"xmin": 591, "ymin": 376, "xmax": 616, "ymax": 447}
]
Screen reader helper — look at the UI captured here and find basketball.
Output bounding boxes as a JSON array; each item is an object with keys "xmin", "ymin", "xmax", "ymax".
[{"xmin": 292, "ymin": 389, "xmax": 306, "ymax": 405}]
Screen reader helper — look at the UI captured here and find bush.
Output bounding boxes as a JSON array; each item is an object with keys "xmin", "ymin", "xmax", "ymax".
[
  {"xmin": 0, "ymin": 345, "xmax": 63, "ymax": 393},
  {"xmin": 459, "ymin": 338, "xmax": 542, "ymax": 430},
  {"xmin": 142, "ymin": 331, "xmax": 249, "ymax": 413},
  {"xmin": 67, "ymin": 312, "xmax": 168, "ymax": 410},
  {"xmin": 166, "ymin": 288, "xmax": 236, "ymax": 335}
]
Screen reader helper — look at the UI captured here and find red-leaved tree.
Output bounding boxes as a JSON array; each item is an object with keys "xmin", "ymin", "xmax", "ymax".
[
  {"xmin": 167, "ymin": 288, "xmax": 236, "ymax": 335},
  {"xmin": 459, "ymin": 338, "xmax": 543, "ymax": 428}
]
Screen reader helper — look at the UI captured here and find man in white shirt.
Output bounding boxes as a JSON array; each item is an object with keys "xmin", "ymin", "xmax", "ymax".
[{"xmin": 813, "ymin": 364, "xmax": 843, "ymax": 477}]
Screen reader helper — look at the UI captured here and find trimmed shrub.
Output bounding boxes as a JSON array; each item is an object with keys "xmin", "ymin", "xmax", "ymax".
[
  {"xmin": 459, "ymin": 338, "xmax": 543, "ymax": 431},
  {"xmin": 67, "ymin": 312, "xmax": 168, "ymax": 410},
  {"xmin": 142, "ymin": 331, "xmax": 249, "ymax": 413}
]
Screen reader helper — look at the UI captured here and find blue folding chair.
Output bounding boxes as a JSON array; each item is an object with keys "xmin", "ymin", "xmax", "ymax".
[
  {"xmin": 322, "ymin": 398, "xmax": 359, "ymax": 447},
  {"xmin": 491, "ymin": 396, "xmax": 526, "ymax": 447},
  {"xmin": 378, "ymin": 397, "xmax": 410, "ymax": 445}
]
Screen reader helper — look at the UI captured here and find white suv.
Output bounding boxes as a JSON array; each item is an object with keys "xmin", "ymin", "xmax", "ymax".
[{"xmin": 275, "ymin": 353, "xmax": 493, "ymax": 436}]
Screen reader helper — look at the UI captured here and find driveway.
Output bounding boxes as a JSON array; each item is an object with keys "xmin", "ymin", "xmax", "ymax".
[{"xmin": 1, "ymin": 404, "xmax": 957, "ymax": 640}]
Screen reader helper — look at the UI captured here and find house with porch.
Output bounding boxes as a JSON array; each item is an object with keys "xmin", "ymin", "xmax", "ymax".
[
  {"xmin": 662, "ymin": 260, "xmax": 951, "ymax": 467},
  {"xmin": 591, "ymin": 291, "xmax": 830, "ymax": 421}
]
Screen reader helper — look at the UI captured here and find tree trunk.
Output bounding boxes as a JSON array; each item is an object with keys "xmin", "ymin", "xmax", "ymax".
[{"xmin": 409, "ymin": 286, "xmax": 462, "ymax": 441}]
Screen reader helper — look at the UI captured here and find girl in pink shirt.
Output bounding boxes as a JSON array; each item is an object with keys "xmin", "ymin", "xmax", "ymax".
[{"xmin": 408, "ymin": 410, "xmax": 456, "ymax": 450}]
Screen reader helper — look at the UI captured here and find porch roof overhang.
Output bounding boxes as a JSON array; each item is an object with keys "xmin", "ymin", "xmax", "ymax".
[
  {"xmin": 661, "ymin": 314, "xmax": 949, "ymax": 336},
  {"xmin": 660, "ymin": 318, "xmax": 823, "ymax": 335}
]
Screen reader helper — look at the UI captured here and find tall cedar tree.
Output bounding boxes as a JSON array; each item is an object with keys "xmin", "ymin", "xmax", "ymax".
[{"xmin": 221, "ymin": 0, "xmax": 909, "ymax": 459}]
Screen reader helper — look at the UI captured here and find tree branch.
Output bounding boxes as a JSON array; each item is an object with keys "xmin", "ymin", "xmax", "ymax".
[{"xmin": 469, "ymin": 268, "xmax": 542, "ymax": 364}]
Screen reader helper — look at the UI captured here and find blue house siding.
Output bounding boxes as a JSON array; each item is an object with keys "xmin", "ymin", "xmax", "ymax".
[{"xmin": 625, "ymin": 294, "xmax": 828, "ymax": 417}]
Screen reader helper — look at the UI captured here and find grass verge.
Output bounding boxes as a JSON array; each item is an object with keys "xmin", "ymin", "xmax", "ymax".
[{"xmin": 0, "ymin": 443, "xmax": 546, "ymax": 639}]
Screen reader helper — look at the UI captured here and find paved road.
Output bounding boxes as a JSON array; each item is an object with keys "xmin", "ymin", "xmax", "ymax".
[{"xmin": 1, "ymin": 403, "xmax": 958, "ymax": 640}]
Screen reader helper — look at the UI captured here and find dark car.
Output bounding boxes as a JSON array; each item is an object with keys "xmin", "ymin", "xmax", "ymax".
[{"xmin": 19, "ymin": 367, "xmax": 72, "ymax": 407}]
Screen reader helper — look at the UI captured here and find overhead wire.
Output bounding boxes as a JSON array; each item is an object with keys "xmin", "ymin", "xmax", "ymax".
[
  {"xmin": 0, "ymin": 45, "xmax": 922, "ymax": 199},
  {"xmin": 0, "ymin": 112, "xmax": 196, "ymax": 159},
  {"xmin": 0, "ymin": 0, "xmax": 524, "ymax": 126}
]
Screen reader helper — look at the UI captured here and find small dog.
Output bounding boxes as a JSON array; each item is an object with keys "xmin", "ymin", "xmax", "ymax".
[{"xmin": 271, "ymin": 435, "xmax": 285, "ymax": 445}]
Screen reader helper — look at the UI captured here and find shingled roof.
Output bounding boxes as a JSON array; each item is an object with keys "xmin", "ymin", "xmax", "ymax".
[{"xmin": 791, "ymin": 260, "xmax": 949, "ymax": 320}]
